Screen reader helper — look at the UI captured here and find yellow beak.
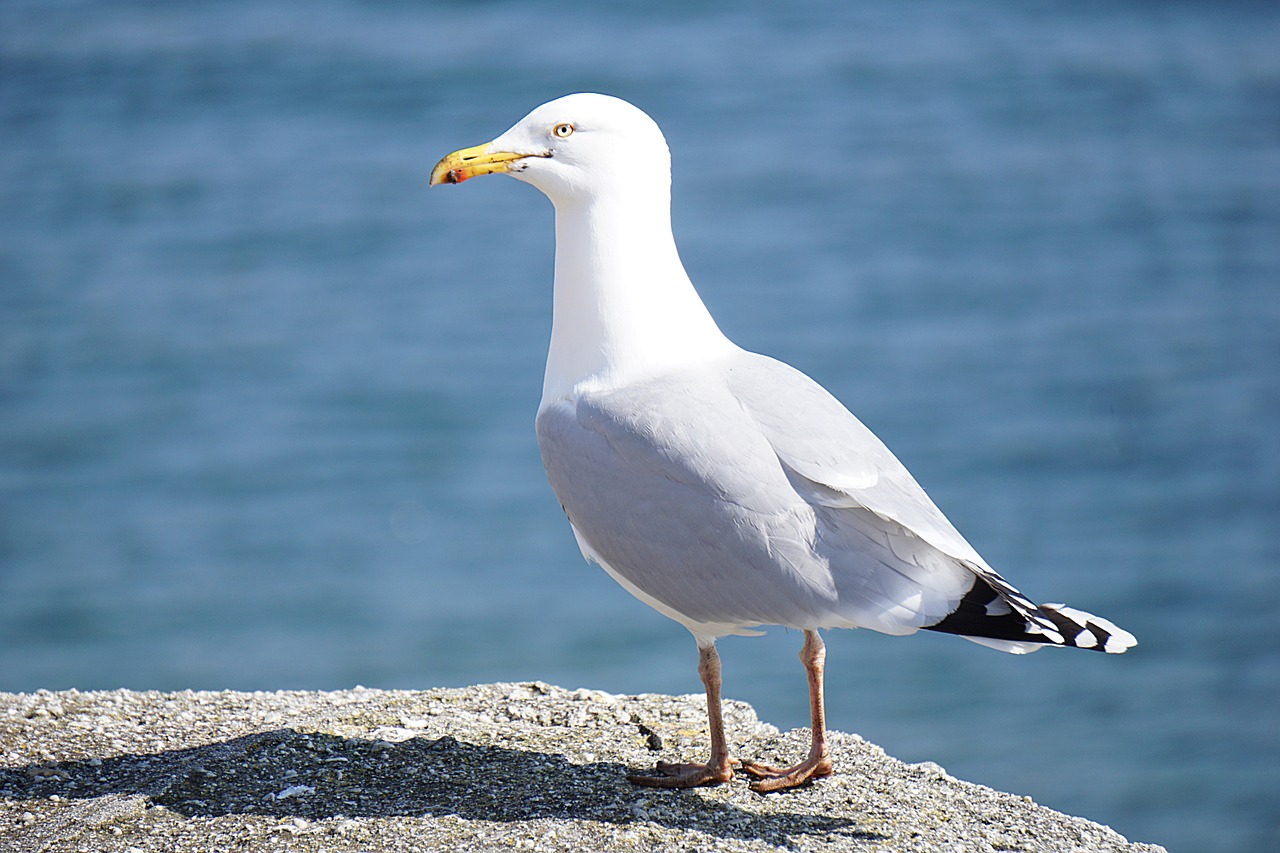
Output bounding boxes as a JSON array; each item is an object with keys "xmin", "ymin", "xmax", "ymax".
[{"xmin": 429, "ymin": 142, "xmax": 529, "ymax": 186}]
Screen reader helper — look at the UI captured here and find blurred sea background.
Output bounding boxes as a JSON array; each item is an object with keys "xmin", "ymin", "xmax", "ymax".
[{"xmin": 2, "ymin": 1, "xmax": 1277, "ymax": 850}]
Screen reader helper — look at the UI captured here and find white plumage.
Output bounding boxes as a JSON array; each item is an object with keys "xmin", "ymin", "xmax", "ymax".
[{"xmin": 431, "ymin": 93, "xmax": 1136, "ymax": 791}]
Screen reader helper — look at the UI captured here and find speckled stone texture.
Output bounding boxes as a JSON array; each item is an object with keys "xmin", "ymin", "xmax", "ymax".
[{"xmin": 1, "ymin": 684, "xmax": 1166, "ymax": 852}]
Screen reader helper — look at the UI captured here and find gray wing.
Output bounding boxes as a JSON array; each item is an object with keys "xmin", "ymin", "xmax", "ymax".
[
  {"xmin": 724, "ymin": 351, "xmax": 1068, "ymax": 645},
  {"xmin": 537, "ymin": 369, "xmax": 828, "ymax": 633},
  {"xmin": 723, "ymin": 352, "xmax": 987, "ymax": 566},
  {"xmin": 535, "ymin": 356, "xmax": 985, "ymax": 638}
]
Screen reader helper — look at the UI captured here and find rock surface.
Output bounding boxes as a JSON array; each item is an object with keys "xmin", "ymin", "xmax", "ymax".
[{"xmin": 1, "ymin": 684, "xmax": 1165, "ymax": 852}]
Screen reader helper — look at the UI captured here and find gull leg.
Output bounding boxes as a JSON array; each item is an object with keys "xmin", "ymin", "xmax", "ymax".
[
  {"xmin": 741, "ymin": 629, "xmax": 834, "ymax": 792},
  {"xmin": 628, "ymin": 640, "xmax": 736, "ymax": 788}
]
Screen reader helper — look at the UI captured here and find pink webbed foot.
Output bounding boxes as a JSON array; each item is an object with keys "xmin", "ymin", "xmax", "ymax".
[
  {"xmin": 740, "ymin": 752, "xmax": 834, "ymax": 792},
  {"xmin": 627, "ymin": 759, "xmax": 736, "ymax": 789}
]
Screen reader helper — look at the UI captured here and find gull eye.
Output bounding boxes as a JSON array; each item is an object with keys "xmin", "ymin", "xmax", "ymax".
[{"xmin": 552, "ymin": 122, "xmax": 575, "ymax": 139}]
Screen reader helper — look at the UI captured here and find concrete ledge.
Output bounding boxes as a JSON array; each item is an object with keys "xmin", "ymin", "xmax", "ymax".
[{"xmin": 1, "ymin": 684, "xmax": 1164, "ymax": 852}]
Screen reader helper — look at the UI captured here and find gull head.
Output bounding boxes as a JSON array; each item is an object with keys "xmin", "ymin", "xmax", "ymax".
[{"xmin": 429, "ymin": 93, "xmax": 671, "ymax": 207}]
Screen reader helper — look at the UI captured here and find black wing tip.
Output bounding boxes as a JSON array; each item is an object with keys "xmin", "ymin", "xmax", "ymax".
[{"xmin": 925, "ymin": 578, "xmax": 1137, "ymax": 654}]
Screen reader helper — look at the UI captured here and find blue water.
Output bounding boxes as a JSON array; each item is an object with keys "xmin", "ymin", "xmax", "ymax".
[{"xmin": 2, "ymin": 2, "xmax": 1277, "ymax": 850}]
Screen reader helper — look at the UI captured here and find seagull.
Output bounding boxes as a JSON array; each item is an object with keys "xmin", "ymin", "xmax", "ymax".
[{"xmin": 429, "ymin": 93, "xmax": 1136, "ymax": 792}]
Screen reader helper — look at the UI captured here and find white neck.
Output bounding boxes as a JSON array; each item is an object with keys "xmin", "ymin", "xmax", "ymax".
[{"xmin": 539, "ymin": 189, "xmax": 734, "ymax": 404}]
